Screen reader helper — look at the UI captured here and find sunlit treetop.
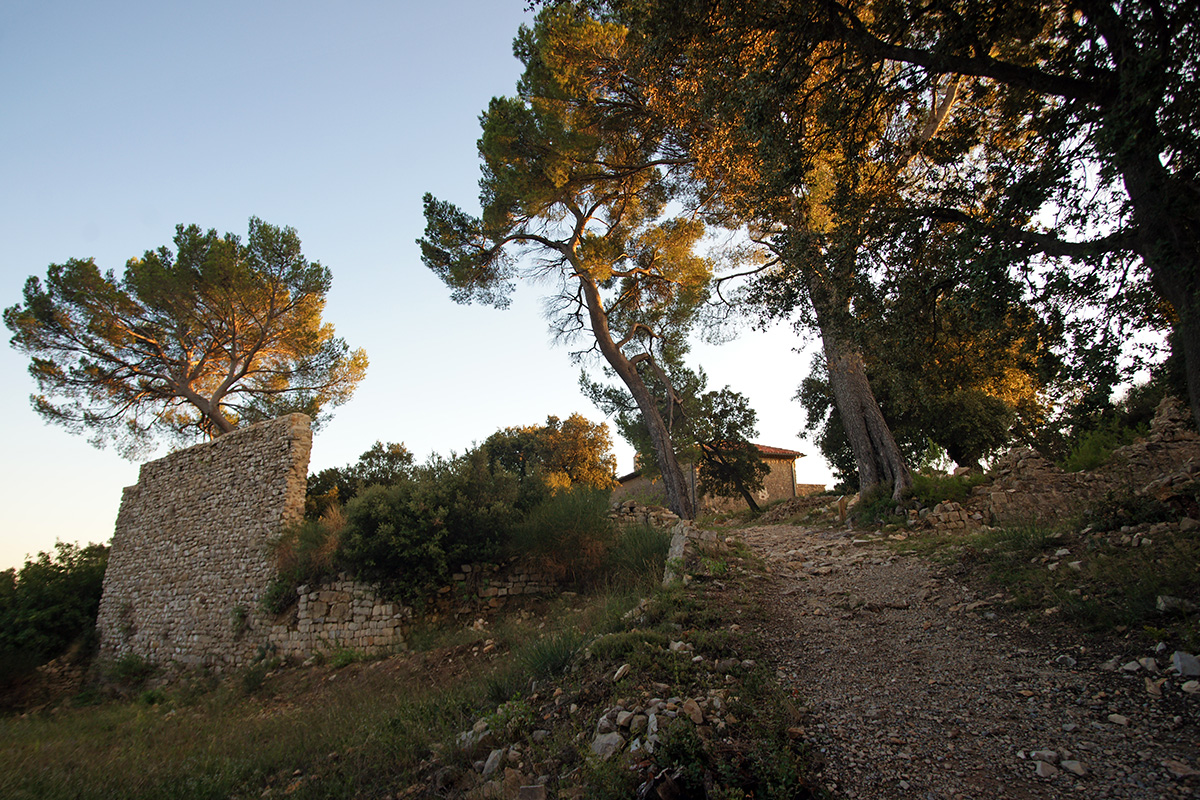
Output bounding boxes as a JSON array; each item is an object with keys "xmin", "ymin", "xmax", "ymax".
[{"xmin": 5, "ymin": 218, "xmax": 368, "ymax": 457}]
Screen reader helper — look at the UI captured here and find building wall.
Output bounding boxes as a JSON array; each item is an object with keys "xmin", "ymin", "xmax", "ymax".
[
  {"xmin": 611, "ymin": 456, "xmax": 801, "ymax": 513},
  {"xmin": 96, "ymin": 414, "xmax": 312, "ymax": 668}
]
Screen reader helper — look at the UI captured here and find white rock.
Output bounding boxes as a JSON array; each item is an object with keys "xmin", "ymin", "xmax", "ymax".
[
  {"xmin": 1171, "ymin": 651, "xmax": 1200, "ymax": 678},
  {"xmin": 591, "ymin": 732, "xmax": 626, "ymax": 760}
]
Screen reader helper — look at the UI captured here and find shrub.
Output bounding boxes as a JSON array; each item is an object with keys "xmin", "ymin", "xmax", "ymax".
[
  {"xmin": 262, "ymin": 508, "xmax": 344, "ymax": 613},
  {"xmin": 0, "ymin": 541, "xmax": 108, "ymax": 682},
  {"xmin": 338, "ymin": 482, "xmax": 449, "ymax": 601},
  {"xmin": 337, "ymin": 449, "xmax": 522, "ymax": 601},
  {"xmin": 1061, "ymin": 419, "xmax": 1146, "ymax": 472},
  {"xmin": 910, "ymin": 471, "xmax": 989, "ymax": 507},
  {"xmin": 850, "ymin": 483, "xmax": 904, "ymax": 526},
  {"xmin": 108, "ymin": 652, "xmax": 156, "ymax": 686},
  {"xmin": 605, "ymin": 524, "xmax": 671, "ymax": 587},
  {"xmin": 1082, "ymin": 491, "xmax": 1176, "ymax": 532},
  {"xmin": 508, "ymin": 486, "xmax": 616, "ymax": 586}
]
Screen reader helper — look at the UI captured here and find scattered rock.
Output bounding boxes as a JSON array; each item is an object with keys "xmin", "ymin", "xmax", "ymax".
[
  {"xmin": 1060, "ymin": 760, "xmax": 1087, "ymax": 776},
  {"xmin": 1157, "ymin": 595, "xmax": 1198, "ymax": 614},
  {"xmin": 1171, "ymin": 651, "xmax": 1200, "ymax": 678},
  {"xmin": 1163, "ymin": 759, "xmax": 1200, "ymax": 779},
  {"xmin": 591, "ymin": 732, "xmax": 626, "ymax": 760},
  {"xmin": 1107, "ymin": 713, "xmax": 1130, "ymax": 726},
  {"xmin": 682, "ymin": 698, "xmax": 704, "ymax": 724},
  {"xmin": 1034, "ymin": 760, "xmax": 1059, "ymax": 778},
  {"xmin": 482, "ymin": 748, "xmax": 505, "ymax": 778}
]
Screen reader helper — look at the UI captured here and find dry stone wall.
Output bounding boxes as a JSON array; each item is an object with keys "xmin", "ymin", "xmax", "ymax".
[
  {"xmin": 918, "ymin": 397, "xmax": 1200, "ymax": 534},
  {"xmin": 266, "ymin": 561, "xmax": 563, "ymax": 659},
  {"xmin": 96, "ymin": 414, "xmax": 312, "ymax": 668}
]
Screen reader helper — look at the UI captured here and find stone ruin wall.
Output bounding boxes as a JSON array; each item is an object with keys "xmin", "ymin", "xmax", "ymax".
[
  {"xmin": 95, "ymin": 413, "xmax": 570, "ymax": 667},
  {"xmin": 96, "ymin": 414, "xmax": 312, "ymax": 668},
  {"xmin": 267, "ymin": 562, "xmax": 563, "ymax": 660},
  {"xmin": 921, "ymin": 397, "xmax": 1200, "ymax": 534}
]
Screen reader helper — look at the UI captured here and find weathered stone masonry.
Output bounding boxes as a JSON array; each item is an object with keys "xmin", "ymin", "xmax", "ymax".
[{"xmin": 96, "ymin": 414, "xmax": 312, "ymax": 668}]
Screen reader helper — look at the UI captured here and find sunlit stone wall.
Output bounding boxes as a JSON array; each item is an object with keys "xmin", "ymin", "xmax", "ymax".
[{"xmin": 96, "ymin": 414, "xmax": 312, "ymax": 668}]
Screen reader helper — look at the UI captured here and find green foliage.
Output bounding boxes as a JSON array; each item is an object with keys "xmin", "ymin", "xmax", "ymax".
[
  {"xmin": 484, "ymin": 413, "xmax": 618, "ymax": 505},
  {"xmin": 909, "ymin": 472, "xmax": 989, "ymax": 507},
  {"xmin": 1062, "ymin": 422, "xmax": 1144, "ymax": 472},
  {"xmin": 4, "ymin": 218, "xmax": 367, "ymax": 455},
  {"xmin": 338, "ymin": 449, "xmax": 519, "ymax": 601},
  {"xmin": 517, "ymin": 629, "xmax": 587, "ymax": 679},
  {"xmin": 485, "ymin": 698, "xmax": 535, "ymax": 737},
  {"xmin": 1082, "ymin": 492, "xmax": 1177, "ymax": 533},
  {"xmin": 263, "ymin": 513, "xmax": 344, "ymax": 614},
  {"xmin": 421, "ymin": 5, "xmax": 735, "ymax": 519},
  {"xmin": 307, "ymin": 441, "xmax": 415, "ymax": 515},
  {"xmin": 693, "ymin": 389, "xmax": 770, "ymax": 511},
  {"xmin": 329, "ymin": 648, "xmax": 367, "ymax": 669},
  {"xmin": 961, "ymin": 522, "xmax": 1200, "ymax": 638},
  {"xmin": 850, "ymin": 484, "xmax": 905, "ymax": 527},
  {"xmin": 0, "ymin": 541, "xmax": 108, "ymax": 681},
  {"xmin": 588, "ymin": 630, "xmax": 671, "ymax": 661},
  {"xmin": 107, "ymin": 652, "xmax": 157, "ymax": 687},
  {"xmin": 507, "ymin": 486, "xmax": 616, "ymax": 586},
  {"xmin": 605, "ymin": 524, "xmax": 671, "ymax": 587}
]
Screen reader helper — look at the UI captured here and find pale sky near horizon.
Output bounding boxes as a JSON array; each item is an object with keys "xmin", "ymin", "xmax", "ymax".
[{"xmin": 0, "ymin": 1, "xmax": 833, "ymax": 572}]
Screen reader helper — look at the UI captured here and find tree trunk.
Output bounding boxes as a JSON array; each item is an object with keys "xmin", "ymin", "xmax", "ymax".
[
  {"xmin": 808, "ymin": 274, "xmax": 912, "ymax": 503},
  {"xmin": 1119, "ymin": 148, "xmax": 1200, "ymax": 431},
  {"xmin": 577, "ymin": 273, "xmax": 696, "ymax": 519}
]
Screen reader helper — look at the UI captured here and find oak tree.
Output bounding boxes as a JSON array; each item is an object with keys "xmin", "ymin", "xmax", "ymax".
[
  {"xmin": 618, "ymin": 0, "xmax": 1192, "ymax": 431},
  {"xmin": 5, "ymin": 218, "xmax": 368, "ymax": 456}
]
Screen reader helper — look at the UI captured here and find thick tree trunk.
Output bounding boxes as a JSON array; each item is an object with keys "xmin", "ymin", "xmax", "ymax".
[
  {"xmin": 577, "ymin": 274, "xmax": 696, "ymax": 519},
  {"xmin": 1119, "ymin": 150, "xmax": 1200, "ymax": 431},
  {"xmin": 808, "ymin": 274, "xmax": 912, "ymax": 503}
]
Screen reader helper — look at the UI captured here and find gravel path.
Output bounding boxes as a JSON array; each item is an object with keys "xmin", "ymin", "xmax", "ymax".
[{"xmin": 734, "ymin": 523, "xmax": 1199, "ymax": 799}]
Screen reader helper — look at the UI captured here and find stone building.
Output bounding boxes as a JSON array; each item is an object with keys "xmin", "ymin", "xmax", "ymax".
[{"xmin": 611, "ymin": 443, "xmax": 816, "ymax": 513}]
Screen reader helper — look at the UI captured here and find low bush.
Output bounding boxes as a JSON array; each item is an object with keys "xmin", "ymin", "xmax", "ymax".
[
  {"xmin": 508, "ymin": 486, "xmax": 616, "ymax": 586},
  {"xmin": 1082, "ymin": 491, "xmax": 1177, "ymax": 532},
  {"xmin": 1061, "ymin": 419, "xmax": 1147, "ymax": 472},
  {"xmin": 262, "ymin": 509, "xmax": 344, "ymax": 613},
  {"xmin": 605, "ymin": 524, "xmax": 671, "ymax": 587},
  {"xmin": 0, "ymin": 541, "xmax": 108, "ymax": 684},
  {"xmin": 910, "ymin": 471, "xmax": 989, "ymax": 506},
  {"xmin": 339, "ymin": 450, "xmax": 520, "ymax": 602}
]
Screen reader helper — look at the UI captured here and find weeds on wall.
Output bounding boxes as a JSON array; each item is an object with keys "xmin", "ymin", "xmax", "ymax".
[{"xmin": 262, "ymin": 508, "xmax": 344, "ymax": 614}]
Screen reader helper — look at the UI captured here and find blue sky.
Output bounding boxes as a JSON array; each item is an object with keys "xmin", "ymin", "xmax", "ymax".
[{"xmin": 0, "ymin": 1, "xmax": 830, "ymax": 571}]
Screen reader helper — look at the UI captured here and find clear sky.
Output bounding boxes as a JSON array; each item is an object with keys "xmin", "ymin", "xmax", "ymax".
[{"xmin": 0, "ymin": 0, "xmax": 832, "ymax": 572}]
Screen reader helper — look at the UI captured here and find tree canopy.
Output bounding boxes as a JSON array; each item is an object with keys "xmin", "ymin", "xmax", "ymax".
[
  {"xmin": 614, "ymin": 0, "xmax": 1189, "ymax": 416},
  {"xmin": 419, "ymin": 7, "xmax": 729, "ymax": 518},
  {"xmin": 485, "ymin": 413, "xmax": 618, "ymax": 494},
  {"xmin": 5, "ymin": 218, "xmax": 368, "ymax": 456}
]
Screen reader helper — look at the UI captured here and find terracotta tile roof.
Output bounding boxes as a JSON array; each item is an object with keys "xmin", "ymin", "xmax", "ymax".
[{"xmin": 753, "ymin": 443, "xmax": 805, "ymax": 459}]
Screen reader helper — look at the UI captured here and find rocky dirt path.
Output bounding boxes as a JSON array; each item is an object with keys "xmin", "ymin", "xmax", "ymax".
[{"xmin": 732, "ymin": 523, "xmax": 1199, "ymax": 800}]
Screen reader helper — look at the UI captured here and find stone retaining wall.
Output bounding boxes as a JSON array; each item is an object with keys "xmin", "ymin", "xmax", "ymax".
[
  {"xmin": 265, "ymin": 561, "xmax": 564, "ymax": 660},
  {"xmin": 609, "ymin": 500, "xmax": 681, "ymax": 527}
]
